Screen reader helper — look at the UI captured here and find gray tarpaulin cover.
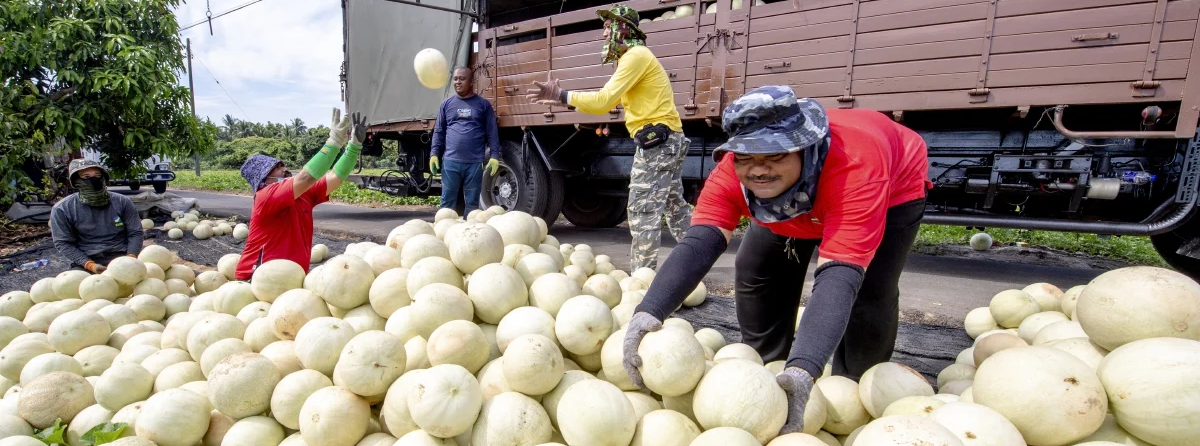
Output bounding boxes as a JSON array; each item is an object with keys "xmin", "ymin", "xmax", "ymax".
[{"xmin": 345, "ymin": 0, "xmax": 473, "ymax": 125}]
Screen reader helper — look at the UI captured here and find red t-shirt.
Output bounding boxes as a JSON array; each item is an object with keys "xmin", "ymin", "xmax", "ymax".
[
  {"xmin": 691, "ymin": 109, "xmax": 930, "ymax": 268},
  {"xmin": 235, "ymin": 177, "xmax": 330, "ymax": 280}
]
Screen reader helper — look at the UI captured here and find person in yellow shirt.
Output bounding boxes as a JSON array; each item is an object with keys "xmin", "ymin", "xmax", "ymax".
[{"xmin": 526, "ymin": 4, "xmax": 691, "ymax": 271}]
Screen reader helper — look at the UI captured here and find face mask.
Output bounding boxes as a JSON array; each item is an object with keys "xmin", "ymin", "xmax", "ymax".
[
  {"xmin": 73, "ymin": 177, "xmax": 110, "ymax": 207},
  {"xmin": 601, "ymin": 20, "xmax": 645, "ymax": 64},
  {"xmin": 744, "ymin": 179, "xmax": 810, "ymax": 223}
]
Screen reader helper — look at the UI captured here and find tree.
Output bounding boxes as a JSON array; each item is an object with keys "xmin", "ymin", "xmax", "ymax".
[{"xmin": 0, "ymin": 0, "xmax": 215, "ymax": 200}]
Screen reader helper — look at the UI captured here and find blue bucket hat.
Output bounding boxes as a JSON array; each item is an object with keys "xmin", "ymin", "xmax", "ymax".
[
  {"xmin": 712, "ymin": 85, "xmax": 830, "ymax": 162},
  {"xmin": 241, "ymin": 154, "xmax": 283, "ymax": 192},
  {"xmin": 714, "ymin": 85, "xmax": 831, "ymax": 215}
]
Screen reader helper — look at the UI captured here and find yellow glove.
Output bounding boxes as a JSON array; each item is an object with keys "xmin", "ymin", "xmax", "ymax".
[
  {"xmin": 485, "ymin": 158, "xmax": 500, "ymax": 176},
  {"xmin": 430, "ymin": 156, "xmax": 440, "ymax": 174}
]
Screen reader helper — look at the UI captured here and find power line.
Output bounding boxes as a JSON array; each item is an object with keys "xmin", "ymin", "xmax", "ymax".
[
  {"xmin": 180, "ymin": 0, "xmax": 271, "ymax": 32},
  {"xmin": 193, "ymin": 55, "xmax": 251, "ymax": 121}
]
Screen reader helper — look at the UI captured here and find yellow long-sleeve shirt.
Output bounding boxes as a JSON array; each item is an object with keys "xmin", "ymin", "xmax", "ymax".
[{"xmin": 567, "ymin": 45, "xmax": 683, "ymax": 134}]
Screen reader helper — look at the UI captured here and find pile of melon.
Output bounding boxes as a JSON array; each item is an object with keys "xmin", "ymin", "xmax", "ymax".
[
  {"xmin": 0, "ymin": 206, "xmax": 1196, "ymax": 446},
  {"xmin": 151, "ymin": 209, "xmax": 248, "ymax": 241}
]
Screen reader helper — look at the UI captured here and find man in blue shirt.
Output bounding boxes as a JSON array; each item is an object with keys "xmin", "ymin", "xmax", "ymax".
[{"xmin": 430, "ymin": 67, "xmax": 501, "ymax": 212}]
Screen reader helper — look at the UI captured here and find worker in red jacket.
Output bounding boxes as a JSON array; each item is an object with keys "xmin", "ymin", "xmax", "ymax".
[
  {"xmin": 234, "ymin": 110, "xmax": 367, "ymax": 280},
  {"xmin": 621, "ymin": 85, "xmax": 930, "ymax": 434}
]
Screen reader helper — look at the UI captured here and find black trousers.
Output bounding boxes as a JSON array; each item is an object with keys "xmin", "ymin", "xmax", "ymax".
[{"xmin": 733, "ymin": 198, "xmax": 925, "ymax": 380}]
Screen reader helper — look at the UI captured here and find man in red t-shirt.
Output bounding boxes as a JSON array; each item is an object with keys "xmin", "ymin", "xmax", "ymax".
[
  {"xmin": 234, "ymin": 110, "xmax": 368, "ymax": 280},
  {"xmin": 621, "ymin": 86, "xmax": 929, "ymax": 435}
]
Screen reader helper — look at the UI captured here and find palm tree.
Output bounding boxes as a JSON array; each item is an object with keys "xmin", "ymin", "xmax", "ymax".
[{"xmin": 291, "ymin": 118, "xmax": 307, "ymax": 134}]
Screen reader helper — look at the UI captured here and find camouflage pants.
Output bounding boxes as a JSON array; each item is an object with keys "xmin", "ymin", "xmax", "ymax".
[{"xmin": 628, "ymin": 131, "xmax": 692, "ymax": 271}]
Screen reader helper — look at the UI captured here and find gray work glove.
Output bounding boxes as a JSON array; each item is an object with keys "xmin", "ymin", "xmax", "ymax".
[
  {"xmin": 776, "ymin": 366, "xmax": 815, "ymax": 435},
  {"xmin": 621, "ymin": 311, "xmax": 662, "ymax": 389}
]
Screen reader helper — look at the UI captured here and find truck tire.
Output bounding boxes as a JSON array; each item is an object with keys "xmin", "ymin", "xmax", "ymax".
[
  {"xmin": 482, "ymin": 140, "xmax": 564, "ymax": 225},
  {"xmin": 1150, "ymin": 216, "xmax": 1200, "ymax": 281},
  {"xmin": 128, "ymin": 181, "xmax": 141, "ymax": 191},
  {"xmin": 561, "ymin": 194, "xmax": 628, "ymax": 228},
  {"xmin": 153, "ymin": 181, "xmax": 167, "ymax": 194}
]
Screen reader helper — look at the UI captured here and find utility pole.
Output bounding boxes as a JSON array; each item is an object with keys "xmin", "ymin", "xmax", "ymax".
[{"xmin": 187, "ymin": 38, "xmax": 201, "ymax": 177}]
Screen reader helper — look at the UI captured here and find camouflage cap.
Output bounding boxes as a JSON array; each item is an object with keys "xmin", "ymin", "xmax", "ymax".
[
  {"xmin": 712, "ymin": 85, "xmax": 830, "ymax": 162},
  {"xmin": 68, "ymin": 158, "xmax": 108, "ymax": 181},
  {"xmin": 597, "ymin": 4, "xmax": 647, "ymax": 40}
]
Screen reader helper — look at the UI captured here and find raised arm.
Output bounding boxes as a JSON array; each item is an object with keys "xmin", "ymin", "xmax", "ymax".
[
  {"xmin": 293, "ymin": 108, "xmax": 352, "ymax": 199},
  {"xmin": 322, "ymin": 112, "xmax": 369, "ymax": 194}
]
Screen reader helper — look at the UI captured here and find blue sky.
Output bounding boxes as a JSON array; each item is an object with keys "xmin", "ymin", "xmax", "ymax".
[{"xmin": 173, "ymin": 0, "xmax": 345, "ymax": 130}]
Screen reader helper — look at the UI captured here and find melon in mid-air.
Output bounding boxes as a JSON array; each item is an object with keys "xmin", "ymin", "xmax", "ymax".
[{"xmin": 414, "ymin": 48, "xmax": 449, "ymax": 89}]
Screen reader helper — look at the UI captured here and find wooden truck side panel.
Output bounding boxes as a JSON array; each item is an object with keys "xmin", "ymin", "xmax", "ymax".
[{"xmin": 469, "ymin": 0, "xmax": 1200, "ymax": 136}]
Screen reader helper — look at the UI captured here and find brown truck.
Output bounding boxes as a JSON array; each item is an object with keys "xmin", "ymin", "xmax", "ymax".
[{"xmin": 344, "ymin": 0, "xmax": 1200, "ymax": 279}]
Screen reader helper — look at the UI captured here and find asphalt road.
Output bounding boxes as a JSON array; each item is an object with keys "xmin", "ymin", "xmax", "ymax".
[{"xmin": 171, "ymin": 189, "xmax": 1111, "ymax": 325}]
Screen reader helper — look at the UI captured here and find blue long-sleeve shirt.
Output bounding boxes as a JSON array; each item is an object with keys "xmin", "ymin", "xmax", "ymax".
[{"xmin": 431, "ymin": 94, "xmax": 501, "ymax": 163}]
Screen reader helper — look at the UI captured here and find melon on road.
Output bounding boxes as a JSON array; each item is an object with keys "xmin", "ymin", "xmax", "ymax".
[
  {"xmin": 47, "ymin": 309, "xmax": 111, "ymax": 355},
  {"xmin": 858, "ymin": 361, "xmax": 934, "ymax": 418},
  {"xmin": 988, "ymin": 290, "xmax": 1040, "ymax": 328},
  {"xmin": 270, "ymin": 369, "xmax": 332, "ymax": 430},
  {"xmin": 693, "ymin": 358, "xmax": 787, "ymax": 443},
  {"xmin": 502, "ymin": 334, "xmax": 564, "ymax": 396},
  {"xmin": 407, "ymin": 363, "xmax": 483, "ymax": 438},
  {"xmin": 929, "ymin": 402, "xmax": 1024, "ymax": 446},
  {"xmin": 267, "ymin": 289, "xmax": 330, "ymax": 340},
  {"xmin": 853, "ymin": 415, "xmax": 964, "ymax": 446},
  {"xmin": 17, "ymin": 371, "xmax": 94, "ymax": 428},
  {"xmin": 466, "ymin": 263, "xmax": 527, "ymax": 324},
  {"xmin": 333, "ymin": 330, "xmax": 406, "ymax": 398},
  {"xmin": 305, "ymin": 255, "xmax": 375, "ymax": 310},
  {"xmin": 470, "ymin": 391, "xmax": 553, "ymax": 445},
  {"xmin": 293, "ymin": 317, "xmax": 357, "ymax": 375},
  {"xmin": 815, "ymin": 375, "xmax": 872, "ymax": 435},
  {"xmin": 1075, "ymin": 266, "xmax": 1200, "ymax": 350},
  {"xmin": 426, "ymin": 320, "xmax": 489, "ymax": 374},
  {"xmin": 1096, "ymin": 337, "xmax": 1200, "ymax": 446},
  {"xmin": 135, "ymin": 388, "xmax": 212, "ymax": 446},
  {"xmin": 635, "ymin": 324, "xmax": 705, "ymax": 397},
  {"xmin": 556, "ymin": 379, "xmax": 636, "ymax": 446},
  {"xmin": 207, "ymin": 352, "xmax": 280, "ymax": 418},
  {"xmin": 299, "ymin": 385, "xmax": 371, "ymax": 446},
  {"xmin": 445, "ymin": 222, "xmax": 504, "ymax": 274},
  {"xmin": 973, "ymin": 346, "xmax": 1107, "ymax": 445},
  {"xmin": 630, "ymin": 409, "xmax": 701, "ymax": 446}
]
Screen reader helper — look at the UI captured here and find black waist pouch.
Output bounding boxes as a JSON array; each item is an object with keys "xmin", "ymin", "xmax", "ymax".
[{"xmin": 634, "ymin": 123, "xmax": 673, "ymax": 149}]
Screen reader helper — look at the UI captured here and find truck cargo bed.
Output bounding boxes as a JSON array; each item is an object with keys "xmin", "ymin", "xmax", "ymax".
[{"xmin": 473, "ymin": 0, "xmax": 1200, "ymax": 136}]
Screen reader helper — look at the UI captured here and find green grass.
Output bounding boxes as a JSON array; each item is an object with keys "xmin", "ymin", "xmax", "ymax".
[
  {"xmin": 170, "ymin": 170, "xmax": 438, "ymax": 207},
  {"xmin": 916, "ymin": 225, "xmax": 1166, "ymax": 267}
]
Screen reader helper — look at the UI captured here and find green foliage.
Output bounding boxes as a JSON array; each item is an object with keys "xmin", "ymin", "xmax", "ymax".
[
  {"xmin": 34, "ymin": 418, "xmax": 66, "ymax": 445},
  {"xmin": 80, "ymin": 422, "xmax": 128, "ymax": 446},
  {"xmin": 0, "ymin": 0, "xmax": 215, "ymax": 201}
]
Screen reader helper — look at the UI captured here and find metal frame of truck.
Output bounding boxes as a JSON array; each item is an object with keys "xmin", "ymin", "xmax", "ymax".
[{"xmin": 345, "ymin": 0, "xmax": 1200, "ymax": 279}]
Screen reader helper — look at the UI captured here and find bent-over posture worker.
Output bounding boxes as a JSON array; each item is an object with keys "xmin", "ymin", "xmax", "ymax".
[
  {"xmin": 50, "ymin": 159, "xmax": 144, "ymax": 273},
  {"xmin": 234, "ymin": 109, "xmax": 367, "ymax": 280},
  {"xmin": 526, "ymin": 4, "xmax": 691, "ymax": 271},
  {"xmin": 622, "ymin": 85, "xmax": 930, "ymax": 434}
]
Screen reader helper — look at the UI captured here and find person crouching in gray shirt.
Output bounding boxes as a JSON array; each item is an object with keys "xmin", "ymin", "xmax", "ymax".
[{"xmin": 50, "ymin": 159, "xmax": 143, "ymax": 273}]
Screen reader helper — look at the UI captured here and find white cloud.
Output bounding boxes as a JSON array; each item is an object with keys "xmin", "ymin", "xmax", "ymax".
[{"xmin": 173, "ymin": 0, "xmax": 345, "ymax": 129}]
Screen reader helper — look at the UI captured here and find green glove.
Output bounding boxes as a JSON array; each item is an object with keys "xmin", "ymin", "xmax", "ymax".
[
  {"xmin": 332, "ymin": 112, "xmax": 368, "ymax": 180},
  {"xmin": 333, "ymin": 142, "xmax": 361, "ymax": 180},
  {"xmin": 430, "ymin": 156, "xmax": 440, "ymax": 174},
  {"xmin": 305, "ymin": 108, "xmax": 350, "ymax": 178},
  {"xmin": 485, "ymin": 158, "xmax": 500, "ymax": 176}
]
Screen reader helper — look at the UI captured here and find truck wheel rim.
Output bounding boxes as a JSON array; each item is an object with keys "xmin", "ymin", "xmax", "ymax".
[{"xmin": 490, "ymin": 168, "xmax": 518, "ymax": 209}]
